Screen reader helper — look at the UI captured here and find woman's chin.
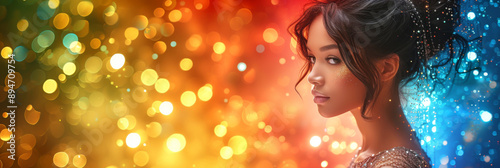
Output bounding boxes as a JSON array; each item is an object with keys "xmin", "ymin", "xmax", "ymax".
[{"xmin": 318, "ymin": 109, "xmax": 344, "ymax": 118}]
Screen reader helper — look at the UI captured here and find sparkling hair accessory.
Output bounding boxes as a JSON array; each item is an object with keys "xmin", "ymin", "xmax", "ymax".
[{"xmin": 405, "ymin": 0, "xmax": 434, "ymax": 61}]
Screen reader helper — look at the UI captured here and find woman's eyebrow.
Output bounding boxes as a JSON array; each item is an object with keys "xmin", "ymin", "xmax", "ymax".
[{"xmin": 319, "ymin": 44, "xmax": 338, "ymax": 51}]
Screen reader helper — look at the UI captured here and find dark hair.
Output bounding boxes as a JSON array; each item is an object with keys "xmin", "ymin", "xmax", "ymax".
[{"xmin": 289, "ymin": 0, "xmax": 478, "ymax": 119}]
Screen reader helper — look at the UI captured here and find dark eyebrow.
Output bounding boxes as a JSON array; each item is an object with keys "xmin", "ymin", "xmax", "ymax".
[{"xmin": 319, "ymin": 44, "xmax": 338, "ymax": 51}]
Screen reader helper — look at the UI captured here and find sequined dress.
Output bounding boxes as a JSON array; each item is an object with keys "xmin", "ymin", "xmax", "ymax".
[{"xmin": 348, "ymin": 146, "xmax": 431, "ymax": 168}]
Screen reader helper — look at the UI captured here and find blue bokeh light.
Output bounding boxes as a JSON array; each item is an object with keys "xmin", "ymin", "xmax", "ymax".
[
  {"xmin": 480, "ymin": 110, "xmax": 492, "ymax": 122},
  {"xmin": 467, "ymin": 51, "xmax": 477, "ymax": 61},
  {"xmin": 467, "ymin": 12, "xmax": 475, "ymax": 20}
]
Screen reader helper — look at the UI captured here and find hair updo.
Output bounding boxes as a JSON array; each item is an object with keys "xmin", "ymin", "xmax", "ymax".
[{"xmin": 289, "ymin": 0, "xmax": 477, "ymax": 119}]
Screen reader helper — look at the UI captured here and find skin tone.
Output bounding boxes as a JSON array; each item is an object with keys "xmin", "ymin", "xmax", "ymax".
[{"xmin": 306, "ymin": 14, "xmax": 429, "ymax": 164}]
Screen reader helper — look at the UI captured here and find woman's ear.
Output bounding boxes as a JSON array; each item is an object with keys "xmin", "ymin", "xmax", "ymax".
[{"xmin": 376, "ymin": 53, "xmax": 400, "ymax": 82}]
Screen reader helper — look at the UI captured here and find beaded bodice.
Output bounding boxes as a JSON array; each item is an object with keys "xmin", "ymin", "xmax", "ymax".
[{"xmin": 348, "ymin": 146, "xmax": 431, "ymax": 168}]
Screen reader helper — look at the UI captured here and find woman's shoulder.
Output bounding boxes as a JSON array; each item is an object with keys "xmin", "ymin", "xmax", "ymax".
[
  {"xmin": 349, "ymin": 146, "xmax": 431, "ymax": 168},
  {"xmin": 371, "ymin": 146, "xmax": 431, "ymax": 168}
]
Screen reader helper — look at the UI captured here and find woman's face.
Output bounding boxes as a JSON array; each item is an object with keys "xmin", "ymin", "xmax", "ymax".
[{"xmin": 306, "ymin": 14, "xmax": 367, "ymax": 118}]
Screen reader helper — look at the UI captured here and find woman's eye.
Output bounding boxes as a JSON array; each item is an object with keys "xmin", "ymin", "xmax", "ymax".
[{"xmin": 327, "ymin": 57, "xmax": 341, "ymax": 64}]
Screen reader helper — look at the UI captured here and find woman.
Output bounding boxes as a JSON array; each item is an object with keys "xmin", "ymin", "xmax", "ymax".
[{"xmin": 289, "ymin": 0, "xmax": 470, "ymax": 167}]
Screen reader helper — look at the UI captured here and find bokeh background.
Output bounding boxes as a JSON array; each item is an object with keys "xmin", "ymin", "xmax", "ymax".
[{"xmin": 0, "ymin": 0, "xmax": 498, "ymax": 167}]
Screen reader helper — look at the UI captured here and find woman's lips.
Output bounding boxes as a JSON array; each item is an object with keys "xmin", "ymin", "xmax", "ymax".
[
  {"xmin": 313, "ymin": 96, "xmax": 330, "ymax": 104},
  {"xmin": 311, "ymin": 90, "xmax": 330, "ymax": 104}
]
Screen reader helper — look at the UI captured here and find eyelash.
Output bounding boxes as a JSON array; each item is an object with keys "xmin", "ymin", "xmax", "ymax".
[{"xmin": 307, "ymin": 55, "xmax": 341, "ymax": 65}]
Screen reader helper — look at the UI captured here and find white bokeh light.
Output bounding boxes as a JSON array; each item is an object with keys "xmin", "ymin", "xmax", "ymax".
[{"xmin": 110, "ymin": 53, "xmax": 125, "ymax": 69}]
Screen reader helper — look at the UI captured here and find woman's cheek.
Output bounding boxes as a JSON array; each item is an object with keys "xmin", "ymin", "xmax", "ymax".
[
  {"xmin": 335, "ymin": 66, "xmax": 365, "ymax": 102},
  {"xmin": 337, "ymin": 66, "xmax": 357, "ymax": 86}
]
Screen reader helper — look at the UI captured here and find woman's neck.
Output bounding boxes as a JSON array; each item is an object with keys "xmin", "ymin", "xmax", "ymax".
[{"xmin": 350, "ymin": 93, "xmax": 417, "ymax": 155}]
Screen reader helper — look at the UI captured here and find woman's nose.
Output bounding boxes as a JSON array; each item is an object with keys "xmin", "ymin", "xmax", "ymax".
[{"xmin": 307, "ymin": 66, "xmax": 324, "ymax": 86}]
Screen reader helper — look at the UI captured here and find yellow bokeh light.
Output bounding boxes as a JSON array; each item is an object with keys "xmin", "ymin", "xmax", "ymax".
[
  {"xmin": 332, "ymin": 141, "xmax": 339, "ymax": 148},
  {"xmin": 195, "ymin": 3, "xmax": 203, "ymax": 10},
  {"xmin": 1, "ymin": 46, "xmax": 13, "ymax": 59},
  {"xmin": 141, "ymin": 69, "xmax": 159, "ymax": 86},
  {"xmin": 310, "ymin": 136, "xmax": 321, "ymax": 147},
  {"xmin": 236, "ymin": 8, "xmax": 252, "ymax": 24},
  {"xmin": 168, "ymin": 9, "xmax": 182, "ymax": 22},
  {"xmin": 153, "ymin": 41, "xmax": 167, "ymax": 54},
  {"xmin": 53, "ymin": 152, "xmax": 69, "ymax": 167},
  {"xmin": 263, "ymin": 28, "xmax": 278, "ymax": 43},
  {"xmin": 166, "ymin": 133, "xmax": 186, "ymax": 152},
  {"xmin": 180, "ymin": 91, "xmax": 196, "ymax": 107},
  {"xmin": 58, "ymin": 74, "xmax": 66, "ymax": 82},
  {"xmin": 48, "ymin": 0, "xmax": 59, "ymax": 9},
  {"xmin": 124, "ymin": 115, "xmax": 137, "ymax": 130},
  {"xmin": 109, "ymin": 38, "xmax": 115, "ymax": 44},
  {"xmin": 90, "ymin": 38, "xmax": 101, "ymax": 49},
  {"xmin": 77, "ymin": 1, "xmax": 94, "ymax": 17},
  {"xmin": 229, "ymin": 17, "xmax": 244, "ymax": 31},
  {"xmin": 105, "ymin": 12, "xmax": 119, "ymax": 25},
  {"xmin": 24, "ymin": 104, "xmax": 41, "ymax": 125},
  {"xmin": 228, "ymin": 135, "xmax": 247, "ymax": 155},
  {"xmin": 214, "ymin": 124, "xmax": 227, "ymax": 137},
  {"xmin": 197, "ymin": 85, "xmax": 213, "ymax": 101},
  {"xmin": 152, "ymin": 101, "xmax": 162, "ymax": 112},
  {"xmin": 330, "ymin": 141, "xmax": 343, "ymax": 155},
  {"xmin": 104, "ymin": 5, "xmax": 115, "ymax": 16},
  {"xmin": 144, "ymin": 26, "xmax": 157, "ymax": 39},
  {"xmin": 164, "ymin": 0, "xmax": 174, "ymax": 7},
  {"xmin": 133, "ymin": 151, "xmax": 150, "ymax": 167},
  {"xmin": 161, "ymin": 22, "xmax": 175, "ymax": 37},
  {"xmin": 134, "ymin": 15, "xmax": 148, "ymax": 30},
  {"xmin": 17, "ymin": 19, "xmax": 29, "ymax": 31},
  {"xmin": 154, "ymin": 78, "xmax": 170, "ymax": 93},
  {"xmin": 220, "ymin": 146, "xmax": 233, "ymax": 159},
  {"xmin": 43, "ymin": 79, "xmax": 58, "ymax": 94},
  {"xmin": 179, "ymin": 58, "xmax": 193, "ymax": 71},
  {"xmin": 110, "ymin": 53, "xmax": 125, "ymax": 69},
  {"xmin": 264, "ymin": 125, "xmax": 272, "ymax": 133},
  {"xmin": 186, "ymin": 34, "xmax": 202, "ymax": 51},
  {"xmin": 63, "ymin": 62, "xmax": 76, "ymax": 76},
  {"xmin": 117, "ymin": 117, "xmax": 129, "ymax": 130},
  {"xmin": 116, "ymin": 139, "xmax": 124, "ymax": 147},
  {"xmin": 279, "ymin": 58, "xmax": 286, "ymax": 64},
  {"xmin": 0, "ymin": 129, "xmax": 12, "ymax": 141},
  {"xmin": 194, "ymin": 0, "xmax": 209, "ymax": 10},
  {"xmin": 53, "ymin": 13, "xmax": 70, "ymax": 29},
  {"xmin": 258, "ymin": 122, "xmax": 265, "ymax": 129},
  {"xmin": 126, "ymin": 133, "xmax": 141, "ymax": 148},
  {"xmin": 85, "ymin": 56, "xmax": 103, "ymax": 73},
  {"xmin": 146, "ymin": 122, "xmax": 162, "ymax": 138},
  {"xmin": 159, "ymin": 101, "xmax": 173, "ymax": 115},
  {"xmin": 73, "ymin": 154, "xmax": 87, "ymax": 168},
  {"xmin": 321, "ymin": 160, "xmax": 328, "ymax": 168},
  {"xmin": 154, "ymin": 8, "xmax": 165, "ymax": 17},
  {"xmin": 322, "ymin": 135, "xmax": 329, "ymax": 142},
  {"xmin": 125, "ymin": 27, "xmax": 139, "ymax": 40},
  {"xmin": 213, "ymin": 42, "xmax": 226, "ymax": 54},
  {"xmin": 69, "ymin": 41, "xmax": 83, "ymax": 53},
  {"xmin": 350, "ymin": 142, "xmax": 358, "ymax": 150}
]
